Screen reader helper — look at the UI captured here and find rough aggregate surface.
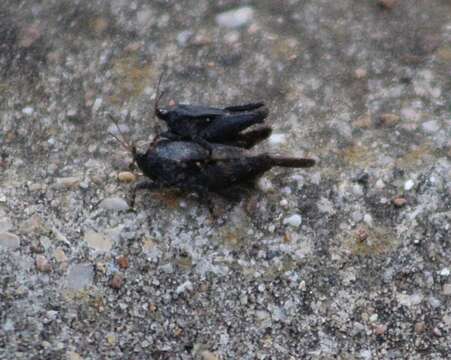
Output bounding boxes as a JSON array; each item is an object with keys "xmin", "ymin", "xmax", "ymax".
[{"xmin": 0, "ymin": 0, "xmax": 450, "ymax": 359}]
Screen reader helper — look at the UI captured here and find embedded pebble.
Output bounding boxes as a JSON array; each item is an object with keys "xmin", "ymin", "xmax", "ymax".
[
  {"xmin": 354, "ymin": 68, "xmax": 367, "ymax": 79},
  {"xmin": 99, "ymin": 197, "xmax": 129, "ymax": 211},
  {"xmin": 177, "ymin": 30, "xmax": 193, "ymax": 47},
  {"xmin": 65, "ymin": 264, "xmax": 94, "ymax": 290},
  {"xmin": 0, "ymin": 218, "xmax": 13, "ymax": 233},
  {"xmin": 392, "ymin": 196, "xmax": 407, "ymax": 207},
  {"xmin": 404, "ymin": 180, "xmax": 415, "ymax": 191},
  {"xmin": 176, "ymin": 280, "xmax": 193, "ymax": 294},
  {"xmin": 269, "ymin": 133, "xmax": 287, "ymax": 146},
  {"xmin": 55, "ymin": 177, "xmax": 81, "ymax": 189},
  {"xmin": 415, "ymin": 321, "xmax": 426, "ymax": 334},
  {"xmin": 397, "ymin": 292, "xmax": 423, "ymax": 307},
  {"xmin": 110, "ymin": 273, "xmax": 125, "ymax": 289},
  {"xmin": 0, "ymin": 232, "xmax": 20, "ymax": 250},
  {"xmin": 22, "ymin": 107, "xmax": 34, "ymax": 115},
  {"xmin": 443, "ymin": 284, "xmax": 451, "ymax": 295},
  {"xmin": 215, "ymin": 7, "xmax": 254, "ymax": 29},
  {"xmin": 117, "ymin": 171, "xmax": 136, "ymax": 183},
  {"xmin": 35, "ymin": 255, "xmax": 52, "ymax": 273},
  {"xmin": 355, "ymin": 227, "xmax": 368, "ymax": 242},
  {"xmin": 84, "ymin": 230, "xmax": 112, "ymax": 252},
  {"xmin": 107, "ymin": 123, "xmax": 129, "ymax": 135},
  {"xmin": 439, "ymin": 268, "xmax": 450, "ymax": 277},
  {"xmin": 53, "ymin": 248, "xmax": 68, "ymax": 263},
  {"xmin": 283, "ymin": 214, "xmax": 302, "ymax": 228},
  {"xmin": 257, "ymin": 177, "xmax": 274, "ymax": 193},
  {"xmin": 422, "ymin": 120, "xmax": 440, "ymax": 133},
  {"xmin": 378, "ymin": 0, "xmax": 398, "ymax": 9},
  {"xmin": 117, "ymin": 255, "xmax": 129, "ymax": 269},
  {"xmin": 200, "ymin": 351, "xmax": 220, "ymax": 360},
  {"xmin": 377, "ymin": 113, "xmax": 400, "ymax": 127}
]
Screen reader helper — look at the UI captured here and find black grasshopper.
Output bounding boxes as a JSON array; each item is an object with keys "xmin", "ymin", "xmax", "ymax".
[
  {"xmin": 109, "ymin": 119, "xmax": 315, "ymax": 208},
  {"xmin": 154, "ymin": 75, "xmax": 271, "ymax": 150}
]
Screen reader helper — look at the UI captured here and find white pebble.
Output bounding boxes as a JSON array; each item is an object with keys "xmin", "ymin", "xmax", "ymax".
[
  {"xmin": 404, "ymin": 179, "xmax": 415, "ymax": 191},
  {"xmin": 279, "ymin": 199, "xmax": 288, "ymax": 208},
  {"xmin": 215, "ymin": 6, "xmax": 254, "ymax": 29},
  {"xmin": 92, "ymin": 98, "xmax": 103, "ymax": 113},
  {"xmin": 269, "ymin": 133, "xmax": 287, "ymax": 146},
  {"xmin": 176, "ymin": 280, "xmax": 193, "ymax": 294},
  {"xmin": 99, "ymin": 197, "xmax": 129, "ymax": 211},
  {"xmin": 439, "ymin": 268, "xmax": 450, "ymax": 277},
  {"xmin": 257, "ymin": 177, "xmax": 274, "ymax": 193},
  {"xmin": 22, "ymin": 107, "xmax": 34, "ymax": 115},
  {"xmin": 283, "ymin": 214, "xmax": 302, "ymax": 227}
]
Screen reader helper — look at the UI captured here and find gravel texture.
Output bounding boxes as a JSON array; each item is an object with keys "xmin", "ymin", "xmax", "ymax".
[{"xmin": 1, "ymin": 0, "xmax": 450, "ymax": 359}]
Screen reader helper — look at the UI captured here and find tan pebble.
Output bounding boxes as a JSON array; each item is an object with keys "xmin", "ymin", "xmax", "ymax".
[
  {"xmin": 353, "ymin": 114, "xmax": 372, "ymax": 129},
  {"xmin": 378, "ymin": 0, "xmax": 398, "ymax": 9},
  {"xmin": 110, "ymin": 273, "xmax": 125, "ymax": 289},
  {"xmin": 66, "ymin": 351, "xmax": 83, "ymax": 360},
  {"xmin": 378, "ymin": 113, "xmax": 400, "ymax": 127},
  {"xmin": 174, "ymin": 327, "xmax": 183, "ymax": 337},
  {"xmin": 200, "ymin": 351, "xmax": 220, "ymax": 360},
  {"xmin": 36, "ymin": 255, "xmax": 52, "ymax": 273},
  {"xmin": 392, "ymin": 196, "xmax": 407, "ymax": 207},
  {"xmin": 415, "ymin": 321, "xmax": 425, "ymax": 334},
  {"xmin": 117, "ymin": 255, "xmax": 129, "ymax": 270},
  {"xmin": 443, "ymin": 283, "xmax": 451, "ymax": 296},
  {"xmin": 148, "ymin": 303, "xmax": 157, "ymax": 312},
  {"xmin": 354, "ymin": 68, "xmax": 367, "ymax": 79},
  {"xmin": 117, "ymin": 171, "xmax": 136, "ymax": 183},
  {"xmin": 96, "ymin": 262, "xmax": 107, "ymax": 274},
  {"xmin": 54, "ymin": 247, "xmax": 68, "ymax": 263},
  {"xmin": 355, "ymin": 227, "xmax": 368, "ymax": 242}
]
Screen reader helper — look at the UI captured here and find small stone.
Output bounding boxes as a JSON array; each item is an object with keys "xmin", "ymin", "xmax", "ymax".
[
  {"xmin": 200, "ymin": 351, "xmax": 220, "ymax": 360},
  {"xmin": 269, "ymin": 133, "xmax": 287, "ymax": 146},
  {"xmin": 110, "ymin": 273, "xmax": 125, "ymax": 289},
  {"xmin": 353, "ymin": 114, "xmax": 372, "ymax": 129},
  {"xmin": 279, "ymin": 199, "xmax": 289, "ymax": 208},
  {"xmin": 66, "ymin": 351, "xmax": 83, "ymax": 360},
  {"xmin": 0, "ymin": 218, "xmax": 12, "ymax": 233},
  {"xmin": 443, "ymin": 284, "xmax": 451, "ymax": 295},
  {"xmin": 177, "ymin": 30, "xmax": 193, "ymax": 47},
  {"xmin": 55, "ymin": 177, "xmax": 81, "ymax": 189},
  {"xmin": 84, "ymin": 230, "xmax": 112, "ymax": 252},
  {"xmin": 117, "ymin": 171, "xmax": 136, "ymax": 183},
  {"xmin": 65, "ymin": 264, "xmax": 94, "ymax": 290},
  {"xmin": 54, "ymin": 247, "xmax": 68, "ymax": 263},
  {"xmin": 148, "ymin": 303, "xmax": 157, "ymax": 312},
  {"xmin": 422, "ymin": 120, "xmax": 440, "ymax": 133},
  {"xmin": 257, "ymin": 177, "xmax": 274, "ymax": 193},
  {"xmin": 404, "ymin": 180, "xmax": 415, "ymax": 191},
  {"xmin": 215, "ymin": 6, "xmax": 254, "ymax": 29},
  {"xmin": 355, "ymin": 227, "xmax": 368, "ymax": 242},
  {"xmin": 176, "ymin": 280, "xmax": 193, "ymax": 295},
  {"xmin": 99, "ymin": 197, "xmax": 129, "ymax": 211},
  {"xmin": 415, "ymin": 321, "xmax": 425, "ymax": 334},
  {"xmin": 392, "ymin": 196, "xmax": 407, "ymax": 207},
  {"xmin": 354, "ymin": 68, "xmax": 367, "ymax": 79},
  {"xmin": 36, "ymin": 255, "xmax": 52, "ymax": 273},
  {"xmin": 283, "ymin": 214, "xmax": 302, "ymax": 228},
  {"xmin": 432, "ymin": 327, "xmax": 442, "ymax": 337},
  {"xmin": 369, "ymin": 314, "xmax": 378, "ymax": 323},
  {"xmin": 374, "ymin": 324, "xmax": 386, "ymax": 335},
  {"xmin": 378, "ymin": 0, "xmax": 398, "ymax": 9},
  {"xmin": 117, "ymin": 255, "xmax": 129, "ymax": 270},
  {"xmin": 0, "ymin": 232, "xmax": 20, "ymax": 250},
  {"xmin": 22, "ymin": 107, "xmax": 34, "ymax": 115},
  {"xmin": 377, "ymin": 113, "xmax": 400, "ymax": 127},
  {"xmin": 439, "ymin": 268, "xmax": 450, "ymax": 277}
]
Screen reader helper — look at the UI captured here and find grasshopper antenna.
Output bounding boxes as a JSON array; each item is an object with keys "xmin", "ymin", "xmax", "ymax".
[
  {"xmin": 107, "ymin": 114, "xmax": 137, "ymax": 158},
  {"xmin": 154, "ymin": 69, "xmax": 168, "ymax": 118}
]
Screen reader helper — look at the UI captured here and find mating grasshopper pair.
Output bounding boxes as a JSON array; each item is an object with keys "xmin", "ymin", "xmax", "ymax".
[{"xmin": 109, "ymin": 75, "xmax": 315, "ymax": 208}]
